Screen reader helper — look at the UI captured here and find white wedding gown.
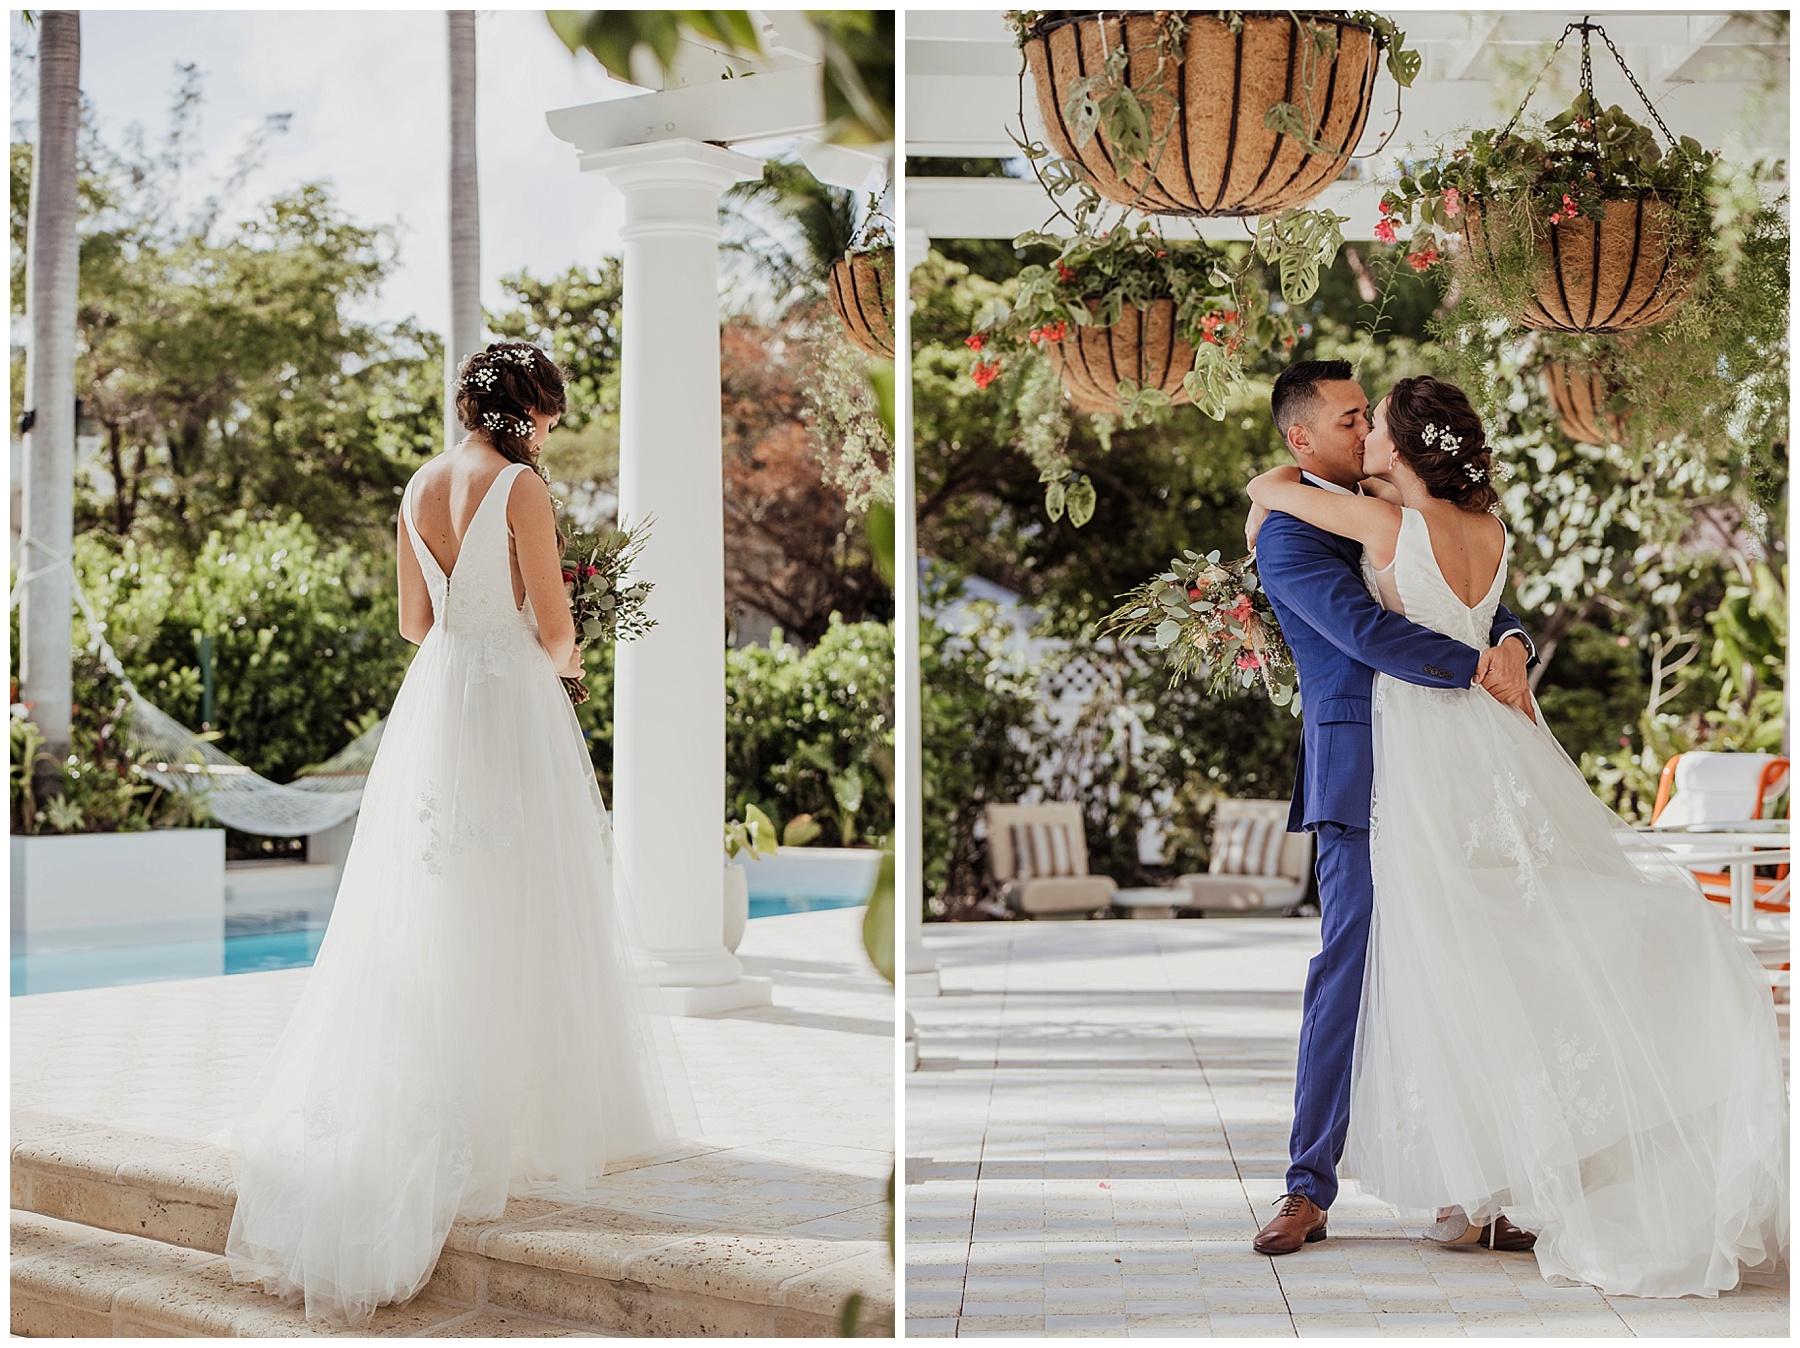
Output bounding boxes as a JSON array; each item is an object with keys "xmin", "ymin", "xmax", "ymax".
[
  {"xmin": 225, "ymin": 462, "xmax": 686, "ymax": 1327},
  {"xmin": 1342, "ymin": 507, "xmax": 1788, "ymax": 1298}
]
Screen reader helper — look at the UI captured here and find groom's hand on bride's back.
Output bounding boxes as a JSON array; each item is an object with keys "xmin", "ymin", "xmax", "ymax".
[{"xmin": 1474, "ymin": 642, "xmax": 1536, "ymax": 722}]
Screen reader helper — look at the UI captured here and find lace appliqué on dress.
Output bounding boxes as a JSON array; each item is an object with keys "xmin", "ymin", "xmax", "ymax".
[
  {"xmin": 1517, "ymin": 1027, "xmax": 1615, "ymax": 1150},
  {"xmin": 1463, "ymin": 771, "xmax": 1555, "ymax": 905}
]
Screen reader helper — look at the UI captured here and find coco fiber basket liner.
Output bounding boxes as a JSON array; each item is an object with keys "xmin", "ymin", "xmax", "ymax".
[
  {"xmin": 828, "ymin": 248, "xmax": 894, "ymax": 359},
  {"xmin": 1464, "ymin": 196, "xmax": 1698, "ymax": 334},
  {"xmin": 1025, "ymin": 11, "xmax": 1381, "ymax": 218},
  {"xmin": 1047, "ymin": 298, "xmax": 1195, "ymax": 414},
  {"xmin": 1542, "ymin": 359, "xmax": 1627, "ymax": 445}
]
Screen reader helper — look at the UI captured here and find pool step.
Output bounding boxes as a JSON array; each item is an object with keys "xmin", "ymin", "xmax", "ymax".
[
  {"xmin": 10, "ymin": 1209, "xmax": 597, "ymax": 1337},
  {"xmin": 11, "ymin": 1115, "xmax": 891, "ymax": 1337}
]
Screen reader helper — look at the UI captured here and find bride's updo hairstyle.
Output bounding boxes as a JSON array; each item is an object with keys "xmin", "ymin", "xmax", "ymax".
[
  {"xmin": 1382, "ymin": 375, "xmax": 1500, "ymax": 513},
  {"xmin": 453, "ymin": 341, "xmax": 567, "ymax": 475}
]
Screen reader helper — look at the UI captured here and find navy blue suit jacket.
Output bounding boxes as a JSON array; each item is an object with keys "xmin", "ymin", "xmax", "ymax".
[{"xmin": 1257, "ymin": 502, "xmax": 1532, "ymax": 833}]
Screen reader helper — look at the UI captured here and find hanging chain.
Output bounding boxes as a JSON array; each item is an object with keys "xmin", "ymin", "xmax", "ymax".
[
  {"xmin": 1577, "ymin": 21, "xmax": 1602, "ymax": 161},
  {"xmin": 1592, "ymin": 22, "xmax": 1684, "ymax": 152},
  {"xmin": 1497, "ymin": 17, "xmax": 1685, "ymax": 156},
  {"xmin": 1496, "ymin": 22, "xmax": 1579, "ymax": 143}
]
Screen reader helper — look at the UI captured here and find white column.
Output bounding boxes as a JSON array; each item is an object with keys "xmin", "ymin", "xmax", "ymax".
[
  {"xmin": 902, "ymin": 226, "xmax": 938, "ymax": 1072},
  {"xmin": 587, "ymin": 139, "xmax": 771, "ymax": 1016}
]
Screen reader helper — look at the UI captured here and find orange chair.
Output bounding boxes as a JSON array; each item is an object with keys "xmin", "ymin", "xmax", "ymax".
[{"xmin": 1651, "ymin": 753, "xmax": 1790, "ymax": 912}]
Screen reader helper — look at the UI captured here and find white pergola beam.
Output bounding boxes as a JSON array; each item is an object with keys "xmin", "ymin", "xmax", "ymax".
[
  {"xmin": 1653, "ymin": 14, "xmax": 1734, "ymax": 82},
  {"xmin": 1441, "ymin": 14, "xmax": 1502, "ymax": 81},
  {"xmin": 547, "ymin": 66, "xmax": 823, "ymax": 160}
]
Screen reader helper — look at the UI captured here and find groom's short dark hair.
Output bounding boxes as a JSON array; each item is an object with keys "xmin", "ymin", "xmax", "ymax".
[{"xmin": 1272, "ymin": 359, "xmax": 1356, "ymax": 438}]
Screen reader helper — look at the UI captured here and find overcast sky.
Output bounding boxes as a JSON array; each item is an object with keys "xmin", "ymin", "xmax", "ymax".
[{"xmin": 11, "ymin": 8, "xmax": 657, "ymax": 338}]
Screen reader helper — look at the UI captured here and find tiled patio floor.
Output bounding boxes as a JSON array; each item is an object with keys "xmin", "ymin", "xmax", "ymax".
[{"xmin": 905, "ymin": 919, "xmax": 1789, "ymax": 1338}]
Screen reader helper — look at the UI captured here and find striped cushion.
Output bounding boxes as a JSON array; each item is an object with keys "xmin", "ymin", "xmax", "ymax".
[
  {"xmin": 1214, "ymin": 814, "xmax": 1285, "ymax": 876},
  {"xmin": 1010, "ymin": 821, "xmax": 1078, "ymax": 879}
]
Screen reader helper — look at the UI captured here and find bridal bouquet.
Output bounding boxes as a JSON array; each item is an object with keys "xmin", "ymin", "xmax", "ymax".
[
  {"xmin": 1102, "ymin": 550, "xmax": 1301, "ymax": 716},
  {"xmin": 559, "ymin": 519, "xmax": 655, "ymax": 706}
]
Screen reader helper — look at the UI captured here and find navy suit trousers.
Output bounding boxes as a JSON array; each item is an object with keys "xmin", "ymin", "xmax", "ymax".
[{"xmin": 1285, "ymin": 821, "xmax": 1373, "ymax": 1210}]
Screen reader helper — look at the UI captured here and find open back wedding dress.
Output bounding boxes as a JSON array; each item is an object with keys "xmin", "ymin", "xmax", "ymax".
[
  {"xmin": 1343, "ymin": 507, "xmax": 1787, "ymax": 1298},
  {"xmin": 226, "ymin": 462, "xmax": 686, "ymax": 1326}
]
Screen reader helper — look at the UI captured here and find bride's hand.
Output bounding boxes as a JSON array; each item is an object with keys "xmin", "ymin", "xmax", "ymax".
[
  {"xmin": 1245, "ymin": 501, "xmax": 1270, "ymax": 550},
  {"xmin": 556, "ymin": 653, "xmax": 584, "ymax": 680}
]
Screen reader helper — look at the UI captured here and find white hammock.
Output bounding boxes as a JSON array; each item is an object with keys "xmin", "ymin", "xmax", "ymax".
[{"xmin": 13, "ymin": 546, "xmax": 381, "ymax": 836}]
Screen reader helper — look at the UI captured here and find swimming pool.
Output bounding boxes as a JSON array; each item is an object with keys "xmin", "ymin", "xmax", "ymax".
[{"xmin": 10, "ymin": 895, "xmax": 865, "ymax": 996}]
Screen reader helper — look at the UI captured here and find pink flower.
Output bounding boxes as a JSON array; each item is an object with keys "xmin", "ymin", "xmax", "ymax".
[
  {"xmin": 1441, "ymin": 187, "xmax": 1461, "ymax": 217},
  {"xmin": 1406, "ymin": 247, "xmax": 1440, "ymax": 271},
  {"xmin": 1373, "ymin": 218, "xmax": 1398, "ymax": 244},
  {"xmin": 1378, "ymin": 197, "xmax": 1396, "ymax": 215},
  {"xmin": 1236, "ymin": 651, "xmax": 1263, "ymax": 671}
]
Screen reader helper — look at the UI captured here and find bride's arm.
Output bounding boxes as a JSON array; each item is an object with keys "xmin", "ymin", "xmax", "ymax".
[
  {"xmin": 397, "ymin": 514, "xmax": 434, "ymax": 644},
  {"xmin": 1247, "ymin": 465, "xmax": 1403, "ymax": 561},
  {"xmin": 507, "ymin": 471, "xmax": 581, "ymax": 678}
]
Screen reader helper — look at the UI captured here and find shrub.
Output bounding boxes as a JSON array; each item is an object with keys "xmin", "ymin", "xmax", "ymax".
[{"xmin": 726, "ymin": 618, "xmax": 894, "ymax": 847}]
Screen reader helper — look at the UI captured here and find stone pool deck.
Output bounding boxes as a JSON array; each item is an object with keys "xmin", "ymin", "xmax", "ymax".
[
  {"xmin": 11, "ymin": 906, "xmax": 894, "ymax": 1338},
  {"xmin": 906, "ymin": 918, "xmax": 1789, "ymax": 1338}
]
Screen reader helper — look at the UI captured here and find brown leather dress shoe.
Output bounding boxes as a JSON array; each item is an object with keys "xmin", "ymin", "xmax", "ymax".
[
  {"xmin": 1252, "ymin": 1192, "xmax": 1327, "ymax": 1255},
  {"xmin": 1480, "ymin": 1216, "xmax": 1537, "ymax": 1252}
]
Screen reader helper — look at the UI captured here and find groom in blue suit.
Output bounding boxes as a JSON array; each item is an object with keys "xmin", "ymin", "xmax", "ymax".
[{"xmin": 1247, "ymin": 360, "xmax": 1537, "ymax": 1255}]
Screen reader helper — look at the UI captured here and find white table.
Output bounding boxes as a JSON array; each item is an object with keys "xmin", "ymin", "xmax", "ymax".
[{"xmin": 1637, "ymin": 822, "xmax": 1790, "ymax": 932}]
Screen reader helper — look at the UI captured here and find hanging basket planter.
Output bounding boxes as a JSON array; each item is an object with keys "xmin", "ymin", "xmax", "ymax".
[
  {"xmin": 1541, "ymin": 359, "xmax": 1628, "ymax": 445},
  {"xmin": 1381, "ymin": 21, "xmax": 1715, "ymax": 338},
  {"xmin": 1022, "ymin": 11, "xmax": 1387, "ymax": 218},
  {"xmin": 1044, "ymin": 299, "xmax": 1196, "ymax": 415},
  {"xmin": 828, "ymin": 247, "xmax": 894, "ymax": 360},
  {"xmin": 1462, "ymin": 196, "xmax": 1698, "ymax": 334}
]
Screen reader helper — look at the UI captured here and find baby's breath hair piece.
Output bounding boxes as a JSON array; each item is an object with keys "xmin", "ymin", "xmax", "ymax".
[
  {"xmin": 1420, "ymin": 422, "xmax": 1463, "ymax": 455},
  {"xmin": 482, "ymin": 410, "xmax": 534, "ymax": 437},
  {"xmin": 499, "ymin": 347, "xmax": 537, "ymax": 367},
  {"xmin": 1463, "ymin": 461, "xmax": 1488, "ymax": 483},
  {"xmin": 459, "ymin": 365, "xmax": 498, "ymax": 391}
]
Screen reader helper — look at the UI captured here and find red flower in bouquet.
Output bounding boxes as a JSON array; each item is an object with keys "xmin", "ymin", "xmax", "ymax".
[{"xmin": 1102, "ymin": 549, "xmax": 1301, "ymax": 714}]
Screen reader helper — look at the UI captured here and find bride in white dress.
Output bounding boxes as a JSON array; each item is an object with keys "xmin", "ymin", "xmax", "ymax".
[
  {"xmin": 1247, "ymin": 374, "xmax": 1787, "ymax": 1298},
  {"xmin": 225, "ymin": 343, "xmax": 686, "ymax": 1327}
]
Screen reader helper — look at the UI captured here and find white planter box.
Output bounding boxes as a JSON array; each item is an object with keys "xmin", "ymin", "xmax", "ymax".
[
  {"xmin": 12, "ymin": 829, "xmax": 226, "ymax": 954},
  {"xmin": 732, "ymin": 846, "xmax": 882, "ymax": 901}
]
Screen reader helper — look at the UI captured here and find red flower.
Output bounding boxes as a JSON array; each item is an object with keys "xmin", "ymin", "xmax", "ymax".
[
  {"xmin": 1187, "ymin": 586, "xmax": 1204, "ymax": 601},
  {"xmin": 561, "ymin": 569, "xmax": 577, "ymax": 584},
  {"xmin": 1041, "ymin": 320, "xmax": 1067, "ymax": 343},
  {"xmin": 971, "ymin": 358, "xmax": 1001, "ymax": 390},
  {"xmin": 1549, "ymin": 193, "xmax": 1581, "ymax": 226},
  {"xmin": 1379, "ymin": 197, "xmax": 1396, "ymax": 215},
  {"xmin": 1236, "ymin": 651, "xmax": 1263, "ymax": 671},
  {"xmin": 1056, "ymin": 260, "xmax": 1077, "ymax": 283},
  {"xmin": 1221, "ymin": 310, "xmax": 1239, "ymax": 324},
  {"xmin": 1406, "ymin": 246, "xmax": 1440, "ymax": 271},
  {"xmin": 964, "ymin": 333, "xmax": 985, "ymax": 352},
  {"xmin": 1202, "ymin": 331, "xmax": 1218, "ymax": 344},
  {"xmin": 1373, "ymin": 218, "xmax": 1397, "ymax": 244}
]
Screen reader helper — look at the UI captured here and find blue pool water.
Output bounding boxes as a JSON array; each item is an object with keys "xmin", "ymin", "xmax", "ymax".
[{"xmin": 12, "ymin": 894, "xmax": 864, "ymax": 996}]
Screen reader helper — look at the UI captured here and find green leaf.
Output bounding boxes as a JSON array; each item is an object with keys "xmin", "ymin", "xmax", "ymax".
[
  {"xmin": 1044, "ymin": 478, "xmax": 1067, "ymax": 522},
  {"xmin": 1153, "ymin": 618, "xmax": 1183, "ymax": 647},
  {"xmin": 1066, "ymin": 475, "xmax": 1097, "ymax": 528}
]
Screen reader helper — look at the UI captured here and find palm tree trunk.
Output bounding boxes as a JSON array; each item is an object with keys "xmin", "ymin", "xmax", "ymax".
[
  {"xmin": 446, "ymin": 10, "xmax": 481, "ymax": 453},
  {"xmin": 20, "ymin": 10, "xmax": 81, "ymax": 772}
]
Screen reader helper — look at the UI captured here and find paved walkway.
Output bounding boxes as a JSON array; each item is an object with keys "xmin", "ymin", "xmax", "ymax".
[
  {"xmin": 13, "ymin": 905, "xmax": 894, "ymax": 1261},
  {"xmin": 906, "ymin": 919, "xmax": 1789, "ymax": 1338}
]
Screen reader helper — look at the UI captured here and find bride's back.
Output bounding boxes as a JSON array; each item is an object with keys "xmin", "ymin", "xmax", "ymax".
[{"xmin": 404, "ymin": 447, "xmax": 527, "ymax": 612}]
